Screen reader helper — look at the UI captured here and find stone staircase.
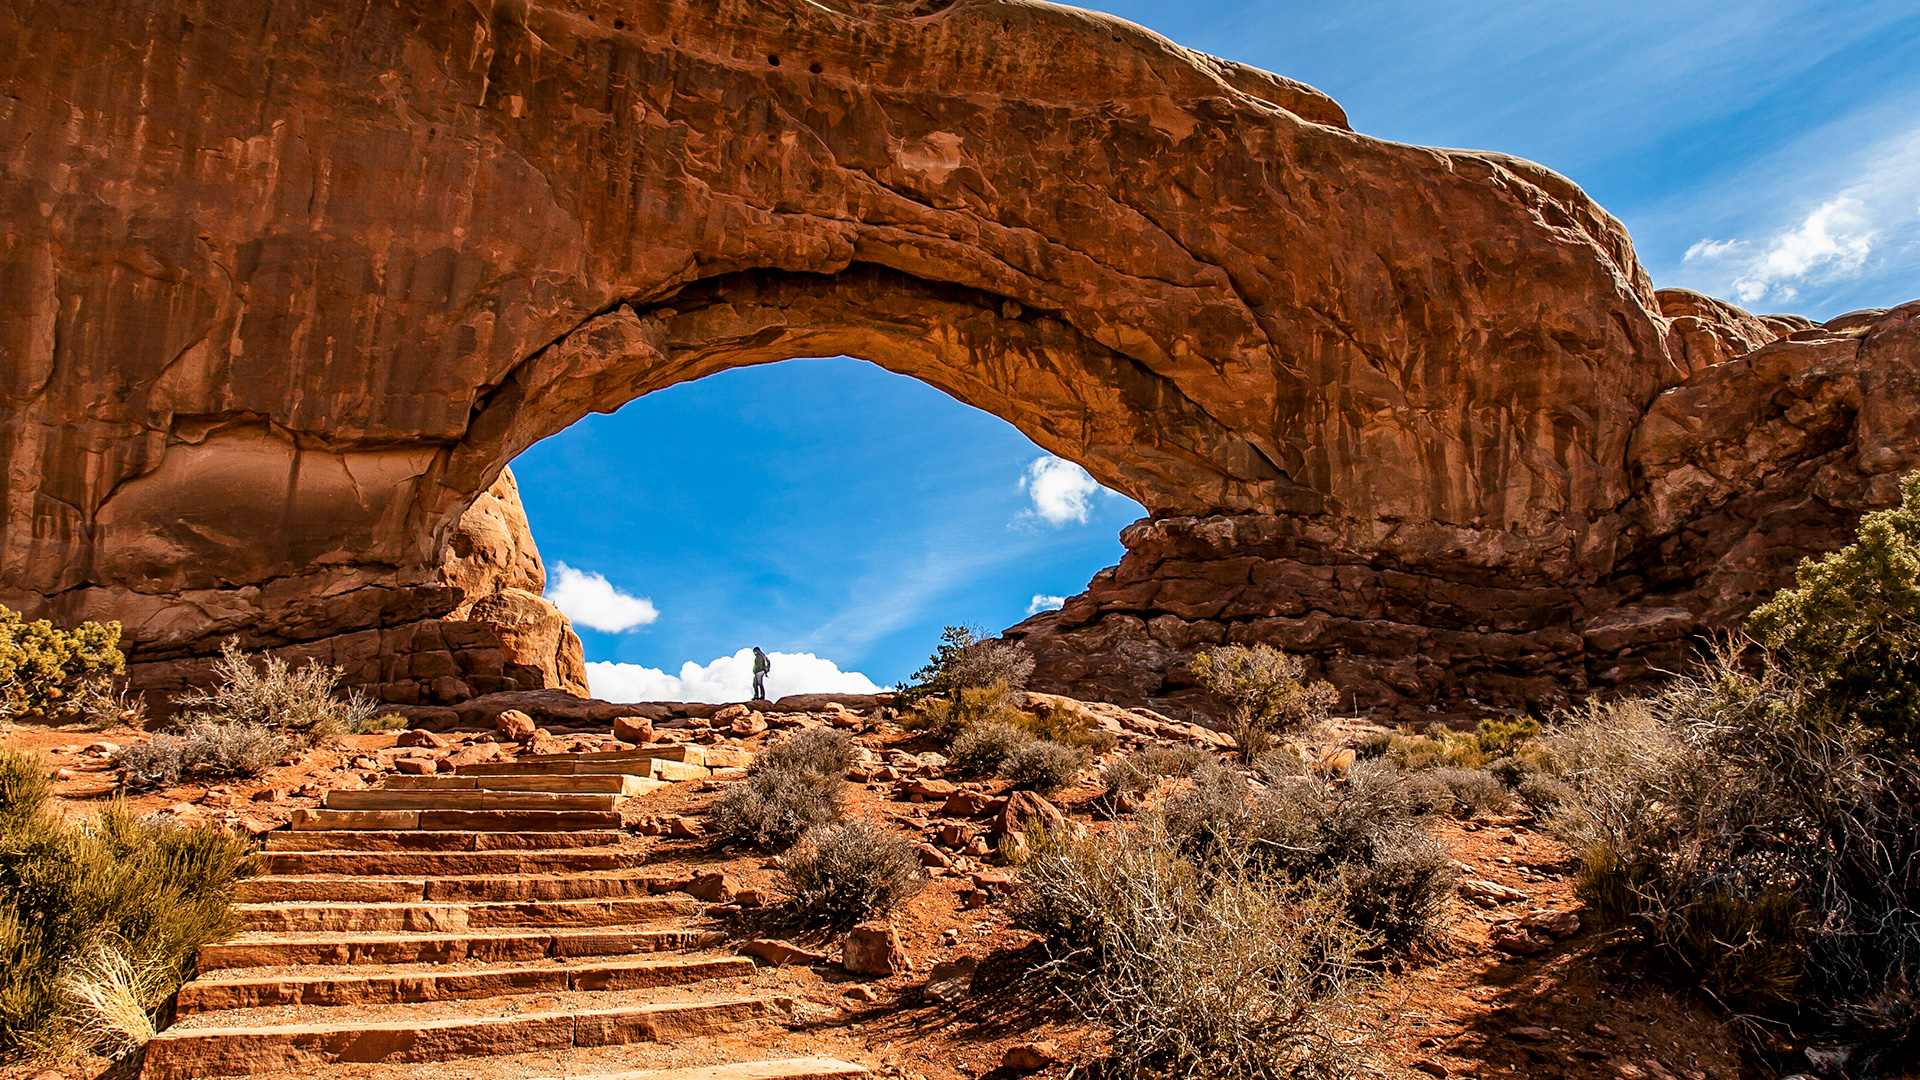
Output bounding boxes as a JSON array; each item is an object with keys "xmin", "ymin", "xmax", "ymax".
[{"xmin": 143, "ymin": 747, "xmax": 866, "ymax": 1080}]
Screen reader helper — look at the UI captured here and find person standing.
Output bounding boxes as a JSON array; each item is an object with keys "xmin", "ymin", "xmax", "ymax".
[{"xmin": 751, "ymin": 647, "xmax": 771, "ymax": 701}]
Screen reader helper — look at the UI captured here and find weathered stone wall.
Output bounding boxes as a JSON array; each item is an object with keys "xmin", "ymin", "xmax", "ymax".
[{"xmin": 1012, "ymin": 299, "xmax": 1920, "ymax": 721}]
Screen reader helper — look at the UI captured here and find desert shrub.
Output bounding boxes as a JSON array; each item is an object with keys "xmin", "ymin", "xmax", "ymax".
[
  {"xmin": 175, "ymin": 639, "xmax": 373, "ymax": 747},
  {"xmin": 1353, "ymin": 729, "xmax": 1394, "ymax": 759},
  {"xmin": 1190, "ymin": 644, "xmax": 1339, "ymax": 762},
  {"xmin": 1009, "ymin": 816, "xmax": 1373, "ymax": 1079},
  {"xmin": 0, "ymin": 749, "xmax": 253, "ymax": 1059},
  {"xmin": 903, "ymin": 682, "xmax": 1025, "ymax": 742},
  {"xmin": 1402, "ymin": 772, "xmax": 1457, "ymax": 817},
  {"xmin": 900, "ymin": 625, "xmax": 1034, "ymax": 706},
  {"xmin": 1019, "ymin": 702, "xmax": 1118, "ymax": 754},
  {"xmin": 114, "ymin": 721, "xmax": 288, "ymax": 791},
  {"xmin": 1387, "ymin": 728, "xmax": 1488, "ymax": 771},
  {"xmin": 1514, "ymin": 774, "xmax": 1573, "ymax": 812},
  {"xmin": 350, "ymin": 713, "xmax": 408, "ymax": 735},
  {"xmin": 709, "ymin": 730, "xmax": 852, "ymax": 851},
  {"xmin": 948, "ymin": 722, "xmax": 1032, "ymax": 777},
  {"xmin": 1101, "ymin": 744, "xmax": 1211, "ymax": 797},
  {"xmin": 1748, "ymin": 471, "xmax": 1920, "ymax": 753},
  {"xmin": 69, "ymin": 677, "xmax": 146, "ymax": 733},
  {"xmin": 780, "ymin": 818, "xmax": 926, "ymax": 927},
  {"xmin": 1475, "ymin": 714, "xmax": 1541, "ymax": 756},
  {"xmin": 1545, "ymin": 649, "xmax": 1920, "ymax": 1066},
  {"xmin": 754, "ymin": 728, "xmax": 855, "ymax": 778},
  {"xmin": 999, "ymin": 739, "xmax": 1088, "ymax": 793},
  {"xmin": 1427, "ymin": 768, "xmax": 1513, "ymax": 818},
  {"xmin": 0, "ymin": 608, "xmax": 125, "ymax": 723},
  {"xmin": 1252, "ymin": 746, "xmax": 1308, "ymax": 782}
]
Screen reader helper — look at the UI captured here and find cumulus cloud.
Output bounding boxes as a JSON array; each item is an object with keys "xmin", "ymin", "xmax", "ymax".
[
  {"xmin": 1019, "ymin": 455, "xmax": 1102, "ymax": 526},
  {"xmin": 1679, "ymin": 123, "xmax": 1920, "ymax": 306},
  {"xmin": 545, "ymin": 562, "xmax": 659, "ymax": 633},
  {"xmin": 584, "ymin": 648, "xmax": 885, "ymax": 704},
  {"xmin": 1028, "ymin": 594, "xmax": 1067, "ymax": 615}
]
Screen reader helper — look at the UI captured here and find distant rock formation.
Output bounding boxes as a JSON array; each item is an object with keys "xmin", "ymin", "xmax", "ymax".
[{"xmin": 0, "ymin": 0, "xmax": 1913, "ymax": 712}]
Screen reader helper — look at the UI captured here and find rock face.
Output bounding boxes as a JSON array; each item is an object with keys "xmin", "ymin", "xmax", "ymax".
[
  {"xmin": 0, "ymin": 0, "xmax": 1914, "ymax": 709},
  {"xmin": 1011, "ymin": 299, "xmax": 1920, "ymax": 721}
]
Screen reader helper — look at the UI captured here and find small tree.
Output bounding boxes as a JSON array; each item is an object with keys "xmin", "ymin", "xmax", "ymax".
[
  {"xmin": 900, "ymin": 625, "xmax": 1033, "ymax": 706},
  {"xmin": 1189, "ymin": 644, "xmax": 1339, "ymax": 761},
  {"xmin": 1748, "ymin": 471, "xmax": 1920, "ymax": 752}
]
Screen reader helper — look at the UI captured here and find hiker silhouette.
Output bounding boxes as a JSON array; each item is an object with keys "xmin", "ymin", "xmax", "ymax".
[{"xmin": 751, "ymin": 647, "xmax": 770, "ymax": 701}]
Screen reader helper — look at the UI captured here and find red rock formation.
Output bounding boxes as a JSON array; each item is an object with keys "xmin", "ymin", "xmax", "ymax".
[{"xmin": 0, "ymin": 0, "xmax": 1913, "ymax": 711}]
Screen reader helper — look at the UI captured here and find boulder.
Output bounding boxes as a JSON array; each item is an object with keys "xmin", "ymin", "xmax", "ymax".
[
  {"xmin": 739, "ymin": 939, "xmax": 828, "ymax": 967},
  {"xmin": 1003, "ymin": 1043, "xmax": 1061, "ymax": 1072},
  {"xmin": 494, "ymin": 710, "xmax": 537, "ymax": 743},
  {"xmin": 923, "ymin": 956, "xmax": 977, "ymax": 1004},
  {"xmin": 994, "ymin": 791, "xmax": 1067, "ymax": 838},
  {"xmin": 841, "ymin": 921, "xmax": 908, "ymax": 976},
  {"xmin": 612, "ymin": 715, "xmax": 654, "ymax": 744}
]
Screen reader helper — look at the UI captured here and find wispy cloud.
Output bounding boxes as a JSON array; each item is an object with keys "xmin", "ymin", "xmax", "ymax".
[
  {"xmin": 545, "ymin": 562, "xmax": 659, "ymax": 633},
  {"xmin": 1672, "ymin": 120, "xmax": 1920, "ymax": 308},
  {"xmin": 1027, "ymin": 594, "xmax": 1067, "ymax": 615},
  {"xmin": 584, "ymin": 648, "xmax": 884, "ymax": 704},
  {"xmin": 1018, "ymin": 456, "xmax": 1103, "ymax": 526}
]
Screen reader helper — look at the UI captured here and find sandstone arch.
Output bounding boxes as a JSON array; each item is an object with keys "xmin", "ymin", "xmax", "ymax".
[{"xmin": 1, "ymin": 0, "xmax": 1915, "ymax": 715}]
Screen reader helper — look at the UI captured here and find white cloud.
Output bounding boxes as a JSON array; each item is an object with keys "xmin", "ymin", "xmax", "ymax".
[
  {"xmin": 584, "ymin": 648, "xmax": 886, "ymax": 704},
  {"xmin": 1028, "ymin": 594, "xmax": 1067, "ymax": 615},
  {"xmin": 1019, "ymin": 455, "xmax": 1102, "ymax": 526},
  {"xmin": 545, "ymin": 562, "xmax": 659, "ymax": 633},
  {"xmin": 1675, "ymin": 121, "xmax": 1920, "ymax": 308}
]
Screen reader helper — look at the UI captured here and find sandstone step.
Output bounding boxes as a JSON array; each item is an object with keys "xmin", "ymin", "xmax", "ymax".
[
  {"xmin": 198, "ymin": 927, "xmax": 727, "ymax": 969},
  {"xmin": 383, "ymin": 774, "xmax": 669, "ymax": 796},
  {"xmin": 528, "ymin": 1059, "xmax": 868, "ymax": 1080},
  {"xmin": 142, "ymin": 996, "xmax": 794, "ymax": 1080},
  {"xmin": 240, "ymin": 872, "xmax": 665, "ymax": 904},
  {"xmin": 324, "ymin": 790, "xmax": 621, "ymax": 812},
  {"xmin": 261, "ymin": 848, "xmax": 647, "ymax": 877},
  {"xmin": 514, "ymin": 745, "xmax": 753, "ymax": 768},
  {"xmin": 237, "ymin": 896, "xmax": 701, "ymax": 934},
  {"xmin": 262, "ymin": 830, "xmax": 625, "ymax": 852},
  {"xmin": 290, "ymin": 808, "xmax": 623, "ymax": 832},
  {"xmin": 176, "ymin": 955, "xmax": 755, "ymax": 1013},
  {"xmin": 460, "ymin": 758, "xmax": 711, "ymax": 781}
]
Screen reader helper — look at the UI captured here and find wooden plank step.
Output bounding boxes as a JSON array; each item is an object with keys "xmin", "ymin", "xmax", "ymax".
[
  {"xmin": 239, "ymin": 872, "xmax": 665, "ymax": 905},
  {"xmin": 262, "ymin": 829, "xmax": 625, "ymax": 852},
  {"xmin": 290, "ymin": 808, "xmax": 623, "ymax": 832},
  {"xmin": 141, "ymin": 997, "xmax": 793, "ymax": 1079},
  {"xmin": 324, "ymin": 790, "xmax": 621, "ymax": 812},
  {"xmin": 529, "ymin": 1059, "xmax": 869, "ymax": 1080},
  {"xmin": 198, "ymin": 927, "xmax": 727, "ymax": 970},
  {"xmin": 176, "ymin": 955, "xmax": 755, "ymax": 1013},
  {"xmin": 382, "ymin": 774, "xmax": 668, "ymax": 796},
  {"xmin": 261, "ymin": 848, "xmax": 647, "ymax": 878},
  {"xmin": 237, "ymin": 896, "xmax": 701, "ymax": 934}
]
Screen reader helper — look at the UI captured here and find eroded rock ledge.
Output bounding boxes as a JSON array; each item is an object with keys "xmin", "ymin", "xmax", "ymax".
[{"xmin": 1013, "ymin": 298, "xmax": 1920, "ymax": 721}]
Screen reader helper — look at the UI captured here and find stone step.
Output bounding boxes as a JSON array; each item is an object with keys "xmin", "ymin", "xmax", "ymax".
[
  {"xmin": 324, "ymin": 789, "xmax": 621, "ymax": 812},
  {"xmin": 199, "ymin": 927, "xmax": 726, "ymax": 970},
  {"xmin": 528, "ymin": 1059, "xmax": 868, "ymax": 1080},
  {"xmin": 142, "ymin": 996, "xmax": 794, "ymax": 1080},
  {"xmin": 237, "ymin": 896, "xmax": 701, "ymax": 934},
  {"xmin": 176, "ymin": 955, "xmax": 755, "ymax": 1013},
  {"xmin": 382, "ymin": 774, "xmax": 668, "ymax": 796},
  {"xmin": 261, "ymin": 848, "xmax": 647, "ymax": 877},
  {"xmin": 240, "ymin": 872, "xmax": 665, "ymax": 905},
  {"xmin": 514, "ymin": 745, "xmax": 753, "ymax": 769},
  {"xmin": 459, "ymin": 758, "xmax": 711, "ymax": 781},
  {"xmin": 289, "ymin": 808, "xmax": 623, "ymax": 832},
  {"xmin": 262, "ymin": 830, "xmax": 625, "ymax": 852}
]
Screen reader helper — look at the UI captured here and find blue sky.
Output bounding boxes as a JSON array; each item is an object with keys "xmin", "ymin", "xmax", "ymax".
[{"xmin": 515, "ymin": 0, "xmax": 1920, "ymax": 702}]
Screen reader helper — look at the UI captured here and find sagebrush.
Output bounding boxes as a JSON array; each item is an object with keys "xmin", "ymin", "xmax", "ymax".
[
  {"xmin": 709, "ymin": 729, "xmax": 853, "ymax": 850},
  {"xmin": 780, "ymin": 818, "xmax": 926, "ymax": 927},
  {"xmin": 1189, "ymin": 645, "xmax": 1339, "ymax": 761},
  {"xmin": 175, "ymin": 639, "xmax": 375, "ymax": 747}
]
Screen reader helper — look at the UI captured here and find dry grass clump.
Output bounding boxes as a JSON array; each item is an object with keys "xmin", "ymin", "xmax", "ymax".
[
  {"xmin": 1545, "ymin": 647, "xmax": 1920, "ymax": 1070},
  {"xmin": 0, "ymin": 749, "xmax": 253, "ymax": 1061},
  {"xmin": 709, "ymin": 730, "xmax": 853, "ymax": 851},
  {"xmin": 1010, "ymin": 816, "xmax": 1374, "ymax": 1079},
  {"xmin": 780, "ymin": 818, "xmax": 926, "ymax": 927}
]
